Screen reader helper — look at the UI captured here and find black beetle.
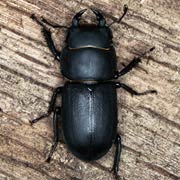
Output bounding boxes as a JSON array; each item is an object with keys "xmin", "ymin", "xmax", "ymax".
[{"xmin": 30, "ymin": 5, "xmax": 157, "ymax": 179}]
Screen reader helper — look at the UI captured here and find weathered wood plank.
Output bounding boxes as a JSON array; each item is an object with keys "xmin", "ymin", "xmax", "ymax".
[{"xmin": 0, "ymin": 0, "xmax": 180, "ymax": 180}]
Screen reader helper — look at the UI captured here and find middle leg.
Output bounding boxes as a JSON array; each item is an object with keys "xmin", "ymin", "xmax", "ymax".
[
  {"xmin": 29, "ymin": 87, "xmax": 63, "ymax": 125},
  {"xmin": 116, "ymin": 82, "xmax": 157, "ymax": 96}
]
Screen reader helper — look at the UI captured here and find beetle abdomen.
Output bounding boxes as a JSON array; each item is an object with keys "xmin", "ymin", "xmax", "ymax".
[
  {"xmin": 61, "ymin": 47, "xmax": 117, "ymax": 81},
  {"xmin": 61, "ymin": 82, "xmax": 117, "ymax": 161}
]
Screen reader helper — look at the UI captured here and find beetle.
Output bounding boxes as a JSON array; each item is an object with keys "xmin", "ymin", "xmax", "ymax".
[{"xmin": 30, "ymin": 5, "xmax": 157, "ymax": 179}]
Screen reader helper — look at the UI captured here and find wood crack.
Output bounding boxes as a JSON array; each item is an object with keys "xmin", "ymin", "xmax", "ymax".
[
  {"xmin": 0, "ymin": 63, "xmax": 53, "ymax": 91},
  {"xmin": 139, "ymin": 106, "xmax": 180, "ymax": 130},
  {"xmin": 137, "ymin": 160, "xmax": 179, "ymax": 180}
]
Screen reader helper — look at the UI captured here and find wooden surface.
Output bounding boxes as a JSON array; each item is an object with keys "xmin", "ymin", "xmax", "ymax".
[{"xmin": 0, "ymin": 0, "xmax": 180, "ymax": 180}]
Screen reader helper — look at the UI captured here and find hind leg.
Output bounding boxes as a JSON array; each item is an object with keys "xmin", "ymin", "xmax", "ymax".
[
  {"xmin": 46, "ymin": 106, "xmax": 61, "ymax": 163},
  {"xmin": 112, "ymin": 134, "xmax": 122, "ymax": 180}
]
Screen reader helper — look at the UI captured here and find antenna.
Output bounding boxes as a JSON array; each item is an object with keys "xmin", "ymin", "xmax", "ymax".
[{"xmin": 108, "ymin": 5, "xmax": 128, "ymax": 27}]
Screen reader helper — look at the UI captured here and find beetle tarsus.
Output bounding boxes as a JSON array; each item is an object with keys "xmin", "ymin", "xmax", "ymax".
[
  {"xmin": 112, "ymin": 134, "xmax": 122, "ymax": 180},
  {"xmin": 46, "ymin": 107, "xmax": 61, "ymax": 162},
  {"xmin": 41, "ymin": 18, "xmax": 68, "ymax": 29},
  {"xmin": 46, "ymin": 142, "xmax": 58, "ymax": 163},
  {"xmin": 114, "ymin": 174, "xmax": 120, "ymax": 180},
  {"xmin": 149, "ymin": 46, "xmax": 155, "ymax": 52},
  {"xmin": 29, "ymin": 113, "xmax": 50, "ymax": 125},
  {"xmin": 139, "ymin": 46, "xmax": 155, "ymax": 59},
  {"xmin": 31, "ymin": 14, "xmax": 45, "ymax": 28},
  {"xmin": 45, "ymin": 156, "xmax": 51, "ymax": 163},
  {"xmin": 31, "ymin": 14, "xmax": 67, "ymax": 29},
  {"xmin": 29, "ymin": 120, "xmax": 34, "ymax": 126}
]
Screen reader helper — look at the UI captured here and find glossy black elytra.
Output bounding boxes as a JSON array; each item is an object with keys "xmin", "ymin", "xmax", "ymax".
[{"xmin": 30, "ymin": 5, "xmax": 157, "ymax": 179}]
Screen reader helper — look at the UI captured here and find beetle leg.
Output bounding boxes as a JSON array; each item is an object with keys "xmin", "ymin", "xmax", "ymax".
[
  {"xmin": 114, "ymin": 47, "xmax": 155, "ymax": 78},
  {"xmin": 31, "ymin": 14, "xmax": 61, "ymax": 61},
  {"xmin": 112, "ymin": 134, "xmax": 122, "ymax": 180},
  {"xmin": 114, "ymin": 57, "xmax": 141, "ymax": 79},
  {"xmin": 46, "ymin": 106, "xmax": 61, "ymax": 163},
  {"xmin": 29, "ymin": 87, "xmax": 63, "ymax": 125},
  {"xmin": 31, "ymin": 14, "xmax": 68, "ymax": 29},
  {"xmin": 42, "ymin": 28, "xmax": 61, "ymax": 61},
  {"xmin": 115, "ymin": 82, "xmax": 157, "ymax": 96},
  {"xmin": 108, "ymin": 4, "xmax": 128, "ymax": 27}
]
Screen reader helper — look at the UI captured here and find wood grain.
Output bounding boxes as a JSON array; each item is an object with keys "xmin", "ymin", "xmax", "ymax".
[{"xmin": 0, "ymin": 0, "xmax": 180, "ymax": 180}]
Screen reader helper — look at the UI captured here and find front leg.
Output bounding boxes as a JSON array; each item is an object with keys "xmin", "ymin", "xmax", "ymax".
[
  {"xmin": 114, "ymin": 47, "xmax": 155, "ymax": 79},
  {"xmin": 41, "ymin": 18, "xmax": 68, "ymax": 29},
  {"xmin": 31, "ymin": 14, "xmax": 61, "ymax": 61}
]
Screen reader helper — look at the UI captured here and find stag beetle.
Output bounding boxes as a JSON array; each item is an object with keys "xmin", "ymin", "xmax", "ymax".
[{"xmin": 30, "ymin": 5, "xmax": 157, "ymax": 179}]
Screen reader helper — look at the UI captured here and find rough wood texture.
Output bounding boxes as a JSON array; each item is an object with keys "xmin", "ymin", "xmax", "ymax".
[{"xmin": 0, "ymin": 0, "xmax": 180, "ymax": 180}]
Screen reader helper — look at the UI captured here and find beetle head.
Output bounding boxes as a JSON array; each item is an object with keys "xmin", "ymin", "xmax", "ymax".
[{"xmin": 67, "ymin": 9, "xmax": 113, "ymax": 49}]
